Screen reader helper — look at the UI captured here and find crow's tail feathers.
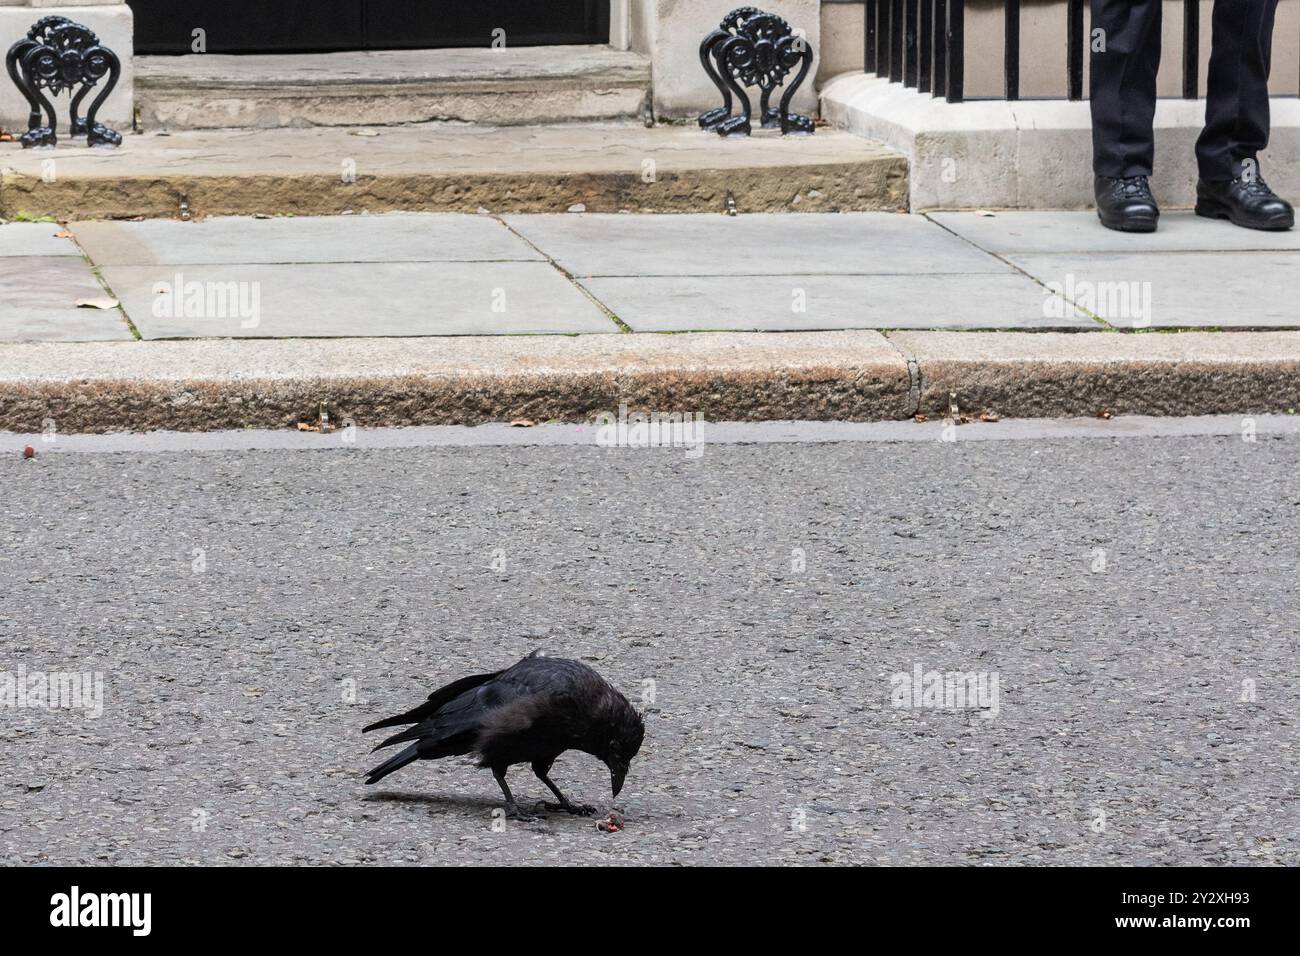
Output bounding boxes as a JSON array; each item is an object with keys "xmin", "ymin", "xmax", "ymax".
[
  {"xmin": 362, "ymin": 670, "xmax": 501, "ymax": 734},
  {"xmin": 364, "ymin": 743, "xmax": 421, "ymax": 785}
]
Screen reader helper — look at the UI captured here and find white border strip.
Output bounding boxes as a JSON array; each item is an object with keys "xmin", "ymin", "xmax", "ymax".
[{"xmin": 4, "ymin": 415, "xmax": 1298, "ymax": 455}]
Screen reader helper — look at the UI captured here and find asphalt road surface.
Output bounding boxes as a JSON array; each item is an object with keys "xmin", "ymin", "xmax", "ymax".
[{"xmin": 1, "ymin": 420, "xmax": 1297, "ymax": 865}]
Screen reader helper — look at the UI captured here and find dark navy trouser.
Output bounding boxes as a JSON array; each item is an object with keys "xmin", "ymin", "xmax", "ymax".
[{"xmin": 1091, "ymin": 0, "xmax": 1280, "ymax": 180}]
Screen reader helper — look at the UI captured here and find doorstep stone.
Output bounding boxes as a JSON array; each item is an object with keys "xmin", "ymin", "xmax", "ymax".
[
  {"xmin": 822, "ymin": 73, "xmax": 1300, "ymax": 211},
  {"xmin": 0, "ymin": 122, "xmax": 908, "ymax": 219},
  {"xmin": 134, "ymin": 46, "xmax": 652, "ymax": 129}
]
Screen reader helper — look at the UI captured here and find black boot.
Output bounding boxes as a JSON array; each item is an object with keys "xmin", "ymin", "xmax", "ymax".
[
  {"xmin": 1195, "ymin": 175, "xmax": 1295, "ymax": 231},
  {"xmin": 1095, "ymin": 176, "xmax": 1160, "ymax": 233}
]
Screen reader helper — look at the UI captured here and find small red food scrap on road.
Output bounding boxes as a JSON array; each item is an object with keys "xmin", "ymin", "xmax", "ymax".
[
  {"xmin": 596, "ymin": 810, "xmax": 625, "ymax": 833},
  {"xmin": 22, "ymin": 446, "xmax": 35, "ymax": 459}
]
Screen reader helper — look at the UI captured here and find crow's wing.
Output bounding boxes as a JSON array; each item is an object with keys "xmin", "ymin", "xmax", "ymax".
[
  {"xmin": 363, "ymin": 677, "xmax": 515, "ymax": 785},
  {"xmin": 369, "ymin": 655, "xmax": 600, "ymax": 754},
  {"xmin": 362, "ymin": 669, "xmax": 502, "ymax": 734},
  {"xmin": 472, "ymin": 657, "xmax": 613, "ymax": 760}
]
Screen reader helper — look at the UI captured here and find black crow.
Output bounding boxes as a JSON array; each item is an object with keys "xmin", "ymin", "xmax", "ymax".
[{"xmin": 363, "ymin": 652, "xmax": 644, "ymax": 819}]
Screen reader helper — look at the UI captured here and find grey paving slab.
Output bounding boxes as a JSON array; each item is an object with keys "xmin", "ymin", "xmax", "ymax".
[
  {"xmin": 0, "ymin": 222, "xmax": 82, "ymax": 258},
  {"xmin": 1010, "ymin": 252, "xmax": 1300, "ymax": 328},
  {"xmin": 70, "ymin": 214, "xmax": 543, "ymax": 267},
  {"xmin": 103, "ymin": 262, "xmax": 616, "ymax": 339},
  {"xmin": 505, "ymin": 213, "xmax": 1013, "ymax": 277},
  {"xmin": 0, "ymin": 257, "xmax": 134, "ymax": 342},
  {"xmin": 582, "ymin": 273, "xmax": 1089, "ymax": 332},
  {"xmin": 930, "ymin": 210, "xmax": 1300, "ymax": 254}
]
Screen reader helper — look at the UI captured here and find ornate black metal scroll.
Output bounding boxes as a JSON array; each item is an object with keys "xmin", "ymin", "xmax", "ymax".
[
  {"xmin": 5, "ymin": 16, "xmax": 122, "ymax": 148},
  {"xmin": 698, "ymin": 7, "xmax": 815, "ymax": 137}
]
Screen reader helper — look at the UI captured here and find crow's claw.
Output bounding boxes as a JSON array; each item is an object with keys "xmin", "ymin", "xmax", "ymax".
[{"xmin": 543, "ymin": 801, "xmax": 597, "ymax": 816}]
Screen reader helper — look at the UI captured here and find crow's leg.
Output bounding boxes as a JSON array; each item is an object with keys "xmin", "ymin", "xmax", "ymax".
[
  {"xmin": 532, "ymin": 760, "xmax": 596, "ymax": 816},
  {"xmin": 492, "ymin": 766, "xmax": 536, "ymax": 821}
]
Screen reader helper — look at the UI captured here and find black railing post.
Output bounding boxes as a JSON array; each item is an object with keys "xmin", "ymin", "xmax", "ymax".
[
  {"xmin": 1182, "ymin": 0, "xmax": 1199, "ymax": 98},
  {"xmin": 904, "ymin": 0, "xmax": 919, "ymax": 87},
  {"xmin": 889, "ymin": 0, "xmax": 904, "ymax": 83},
  {"xmin": 918, "ymin": 0, "xmax": 933, "ymax": 94},
  {"xmin": 933, "ymin": 0, "xmax": 948, "ymax": 99},
  {"xmin": 946, "ymin": 0, "xmax": 964, "ymax": 102},
  {"xmin": 1067, "ymin": 0, "xmax": 1084, "ymax": 100},
  {"xmin": 866, "ymin": 0, "xmax": 879, "ymax": 74},
  {"xmin": 1004, "ymin": 0, "xmax": 1020, "ymax": 101},
  {"xmin": 881, "ymin": 1, "xmax": 890, "ymax": 82}
]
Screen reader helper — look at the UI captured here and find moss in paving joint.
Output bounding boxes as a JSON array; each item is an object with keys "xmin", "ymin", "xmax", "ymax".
[{"xmin": 89, "ymin": 266, "xmax": 142, "ymax": 341}]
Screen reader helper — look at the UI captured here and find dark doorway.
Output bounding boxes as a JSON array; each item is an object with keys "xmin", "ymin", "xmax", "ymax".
[{"xmin": 127, "ymin": 1, "xmax": 611, "ymax": 54}]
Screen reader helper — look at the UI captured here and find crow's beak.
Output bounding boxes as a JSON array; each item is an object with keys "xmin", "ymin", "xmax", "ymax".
[{"xmin": 610, "ymin": 762, "xmax": 628, "ymax": 798}]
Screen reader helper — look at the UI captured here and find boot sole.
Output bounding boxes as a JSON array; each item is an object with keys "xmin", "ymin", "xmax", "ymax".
[
  {"xmin": 1097, "ymin": 210, "xmax": 1158, "ymax": 233},
  {"xmin": 1195, "ymin": 197, "xmax": 1295, "ymax": 231}
]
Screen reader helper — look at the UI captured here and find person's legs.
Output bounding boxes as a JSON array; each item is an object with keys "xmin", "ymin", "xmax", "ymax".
[
  {"xmin": 1196, "ymin": 0, "xmax": 1278, "ymax": 182},
  {"xmin": 1195, "ymin": 0, "xmax": 1293, "ymax": 229},
  {"xmin": 1091, "ymin": 0, "xmax": 1163, "ymax": 178}
]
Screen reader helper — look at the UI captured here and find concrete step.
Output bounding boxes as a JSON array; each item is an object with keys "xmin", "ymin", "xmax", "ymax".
[
  {"xmin": 135, "ymin": 46, "xmax": 653, "ymax": 130},
  {"xmin": 0, "ymin": 122, "xmax": 908, "ymax": 220}
]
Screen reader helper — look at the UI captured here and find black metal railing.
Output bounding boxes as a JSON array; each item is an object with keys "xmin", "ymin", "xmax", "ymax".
[
  {"xmin": 1067, "ymin": 0, "xmax": 1084, "ymax": 100},
  {"xmin": 864, "ymin": 0, "xmax": 1205, "ymax": 103},
  {"xmin": 1182, "ymin": 0, "xmax": 1199, "ymax": 99}
]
